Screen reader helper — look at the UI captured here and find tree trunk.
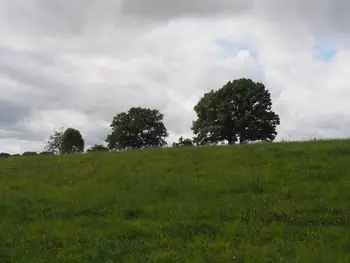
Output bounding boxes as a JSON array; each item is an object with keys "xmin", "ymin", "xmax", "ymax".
[
  {"xmin": 239, "ymin": 134, "xmax": 245, "ymax": 144},
  {"xmin": 227, "ymin": 134, "xmax": 235, "ymax": 144}
]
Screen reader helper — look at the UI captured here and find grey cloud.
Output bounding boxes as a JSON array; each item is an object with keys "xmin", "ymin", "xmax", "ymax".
[
  {"xmin": 2, "ymin": 0, "xmax": 350, "ymax": 36},
  {"xmin": 315, "ymin": 113, "xmax": 350, "ymax": 134},
  {"xmin": 0, "ymin": 47, "xmax": 71, "ymax": 100},
  {"xmin": 120, "ymin": 0, "xmax": 350, "ymax": 36},
  {"xmin": 83, "ymin": 124, "xmax": 111, "ymax": 148},
  {"xmin": 0, "ymin": 0, "xmax": 349, "ymax": 153},
  {"xmin": 0, "ymin": 128, "xmax": 44, "ymax": 142},
  {"xmin": 164, "ymin": 113, "xmax": 195, "ymax": 135},
  {"xmin": 121, "ymin": 0, "xmax": 251, "ymax": 19},
  {"xmin": 80, "ymin": 82, "xmax": 171, "ymax": 120},
  {"xmin": 252, "ymin": 0, "xmax": 350, "ymax": 36},
  {"xmin": 0, "ymin": 40, "xmax": 178, "ymax": 145},
  {"xmin": 0, "ymin": 47, "xmax": 55, "ymax": 67},
  {"xmin": 1, "ymin": 0, "xmax": 112, "ymax": 35},
  {"xmin": 277, "ymin": 111, "xmax": 350, "ymax": 141},
  {"xmin": 0, "ymin": 99, "xmax": 32, "ymax": 127},
  {"xmin": 0, "ymin": 0, "xmax": 151, "ymax": 37}
]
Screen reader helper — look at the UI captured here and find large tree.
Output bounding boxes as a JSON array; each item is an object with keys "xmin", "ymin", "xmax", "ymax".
[
  {"xmin": 192, "ymin": 78, "xmax": 280, "ymax": 145},
  {"xmin": 106, "ymin": 107, "xmax": 168, "ymax": 150},
  {"xmin": 43, "ymin": 127, "xmax": 64, "ymax": 155},
  {"xmin": 61, "ymin": 128, "xmax": 85, "ymax": 154}
]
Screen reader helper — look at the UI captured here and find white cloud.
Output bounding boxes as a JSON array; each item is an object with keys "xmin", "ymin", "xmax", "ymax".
[{"xmin": 0, "ymin": 0, "xmax": 350, "ymax": 153}]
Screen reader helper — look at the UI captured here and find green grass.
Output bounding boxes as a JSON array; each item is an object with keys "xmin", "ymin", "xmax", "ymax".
[{"xmin": 1, "ymin": 139, "xmax": 350, "ymax": 262}]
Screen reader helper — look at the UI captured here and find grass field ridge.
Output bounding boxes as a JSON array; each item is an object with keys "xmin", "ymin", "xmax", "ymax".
[{"xmin": 1, "ymin": 139, "xmax": 350, "ymax": 262}]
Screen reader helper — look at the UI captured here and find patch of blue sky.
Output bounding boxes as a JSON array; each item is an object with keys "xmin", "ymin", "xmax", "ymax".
[
  {"xmin": 215, "ymin": 38, "xmax": 257, "ymax": 58},
  {"xmin": 312, "ymin": 41, "xmax": 338, "ymax": 62}
]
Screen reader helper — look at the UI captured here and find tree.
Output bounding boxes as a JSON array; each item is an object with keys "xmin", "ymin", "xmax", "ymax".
[
  {"xmin": 192, "ymin": 78, "xmax": 280, "ymax": 145},
  {"xmin": 0, "ymin": 152, "xmax": 10, "ymax": 158},
  {"xmin": 61, "ymin": 128, "xmax": 84, "ymax": 154},
  {"xmin": 40, "ymin": 151, "xmax": 55, "ymax": 156},
  {"xmin": 106, "ymin": 107, "xmax": 168, "ymax": 150},
  {"xmin": 22, "ymin": 151, "xmax": 38, "ymax": 156},
  {"xmin": 87, "ymin": 144, "xmax": 109, "ymax": 153},
  {"xmin": 43, "ymin": 127, "xmax": 64, "ymax": 155},
  {"xmin": 172, "ymin": 136, "xmax": 194, "ymax": 147}
]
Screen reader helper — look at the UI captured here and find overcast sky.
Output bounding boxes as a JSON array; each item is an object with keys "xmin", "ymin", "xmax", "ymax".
[{"xmin": 1, "ymin": 0, "xmax": 350, "ymax": 153}]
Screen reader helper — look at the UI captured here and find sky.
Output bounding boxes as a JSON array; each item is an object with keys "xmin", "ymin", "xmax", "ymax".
[{"xmin": 1, "ymin": 0, "xmax": 350, "ymax": 153}]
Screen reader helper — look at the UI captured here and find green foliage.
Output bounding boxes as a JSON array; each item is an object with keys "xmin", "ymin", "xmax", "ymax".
[
  {"xmin": 106, "ymin": 107, "xmax": 168, "ymax": 150},
  {"xmin": 172, "ymin": 136, "xmax": 194, "ymax": 147},
  {"xmin": 40, "ymin": 151, "xmax": 55, "ymax": 156},
  {"xmin": 61, "ymin": 128, "xmax": 84, "ymax": 154},
  {"xmin": 43, "ymin": 127, "xmax": 64, "ymax": 155},
  {"xmin": 0, "ymin": 139, "xmax": 350, "ymax": 262},
  {"xmin": 0, "ymin": 152, "xmax": 10, "ymax": 158},
  {"xmin": 192, "ymin": 78, "xmax": 280, "ymax": 145},
  {"xmin": 22, "ymin": 151, "xmax": 38, "ymax": 156},
  {"xmin": 87, "ymin": 144, "xmax": 109, "ymax": 153}
]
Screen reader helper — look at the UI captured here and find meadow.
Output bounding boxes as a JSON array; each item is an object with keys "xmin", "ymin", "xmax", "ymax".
[{"xmin": 1, "ymin": 139, "xmax": 350, "ymax": 262}]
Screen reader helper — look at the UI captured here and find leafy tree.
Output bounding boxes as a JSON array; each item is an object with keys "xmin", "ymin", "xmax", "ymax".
[
  {"xmin": 0, "ymin": 152, "xmax": 10, "ymax": 158},
  {"xmin": 61, "ymin": 128, "xmax": 84, "ymax": 154},
  {"xmin": 22, "ymin": 151, "xmax": 38, "ymax": 156},
  {"xmin": 40, "ymin": 151, "xmax": 55, "ymax": 156},
  {"xmin": 43, "ymin": 127, "xmax": 64, "ymax": 155},
  {"xmin": 192, "ymin": 78, "xmax": 280, "ymax": 145},
  {"xmin": 106, "ymin": 107, "xmax": 168, "ymax": 150},
  {"xmin": 172, "ymin": 136, "xmax": 194, "ymax": 147},
  {"xmin": 87, "ymin": 144, "xmax": 109, "ymax": 153}
]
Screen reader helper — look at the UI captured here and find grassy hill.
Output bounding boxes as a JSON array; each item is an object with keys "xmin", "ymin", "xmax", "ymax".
[{"xmin": 1, "ymin": 139, "xmax": 350, "ymax": 262}]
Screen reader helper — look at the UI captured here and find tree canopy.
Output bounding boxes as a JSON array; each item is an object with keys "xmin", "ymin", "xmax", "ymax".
[
  {"xmin": 87, "ymin": 144, "xmax": 109, "ymax": 153},
  {"xmin": 106, "ymin": 107, "xmax": 168, "ymax": 150},
  {"xmin": 40, "ymin": 151, "xmax": 55, "ymax": 156},
  {"xmin": 192, "ymin": 78, "xmax": 280, "ymax": 145},
  {"xmin": 22, "ymin": 151, "xmax": 38, "ymax": 156},
  {"xmin": 0, "ymin": 152, "xmax": 10, "ymax": 158},
  {"xmin": 172, "ymin": 136, "xmax": 194, "ymax": 147},
  {"xmin": 61, "ymin": 128, "xmax": 85, "ymax": 154},
  {"xmin": 43, "ymin": 127, "xmax": 64, "ymax": 155}
]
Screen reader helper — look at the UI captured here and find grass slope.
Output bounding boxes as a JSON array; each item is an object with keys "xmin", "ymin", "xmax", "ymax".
[{"xmin": 1, "ymin": 140, "xmax": 350, "ymax": 262}]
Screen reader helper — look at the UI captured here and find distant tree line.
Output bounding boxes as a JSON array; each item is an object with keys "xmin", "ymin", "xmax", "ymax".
[
  {"xmin": 0, "ymin": 151, "xmax": 55, "ymax": 159},
  {"xmin": 0, "ymin": 78, "xmax": 280, "ymax": 157}
]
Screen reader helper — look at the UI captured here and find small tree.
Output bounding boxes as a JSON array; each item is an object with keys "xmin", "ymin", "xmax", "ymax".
[
  {"xmin": 87, "ymin": 144, "xmax": 109, "ymax": 153},
  {"xmin": 192, "ymin": 78, "xmax": 280, "ymax": 145},
  {"xmin": 0, "ymin": 152, "xmax": 10, "ymax": 158},
  {"xmin": 40, "ymin": 151, "xmax": 55, "ymax": 156},
  {"xmin": 172, "ymin": 136, "xmax": 194, "ymax": 147},
  {"xmin": 43, "ymin": 127, "xmax": 64, "ymax": 155},
  {"xmin": 22, "ymin": 151, "xmax": 38, "ymax": 156},
  {"xmin": 106, "ymin": 107, "xmax": 168, "ymax": 150},
  {"xmin": 61, "ymin": 128, "xmax": 84, "ymax": 154}
]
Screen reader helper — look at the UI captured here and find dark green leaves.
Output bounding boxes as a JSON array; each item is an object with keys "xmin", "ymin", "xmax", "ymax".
[
  {"xmin": 87, "ymin": 144, "xmax": 109, "ymax": 153},
  {"xmin": 106, "ymin": 107, "xmax": 168, "ymax": 150},
  {"xmin": 43, "ymin": 127, "xmax": 65, "ymax": 155},
  {"xmin": 61, "ymin": 128, "xmax": 85, "ymax": 154},
  {"xmin": 172, "ymin": 136, "xmax": 194, "ymax": 147},
  {"xmin": 192, "ymin": 78, "xmax": 280, "ymax": 145}
]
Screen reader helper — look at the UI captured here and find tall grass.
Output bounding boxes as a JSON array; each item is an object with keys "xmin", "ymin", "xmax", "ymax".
[{"xmin": 1, "ymin": 139, "xmax": 350, "ymax": 262}]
